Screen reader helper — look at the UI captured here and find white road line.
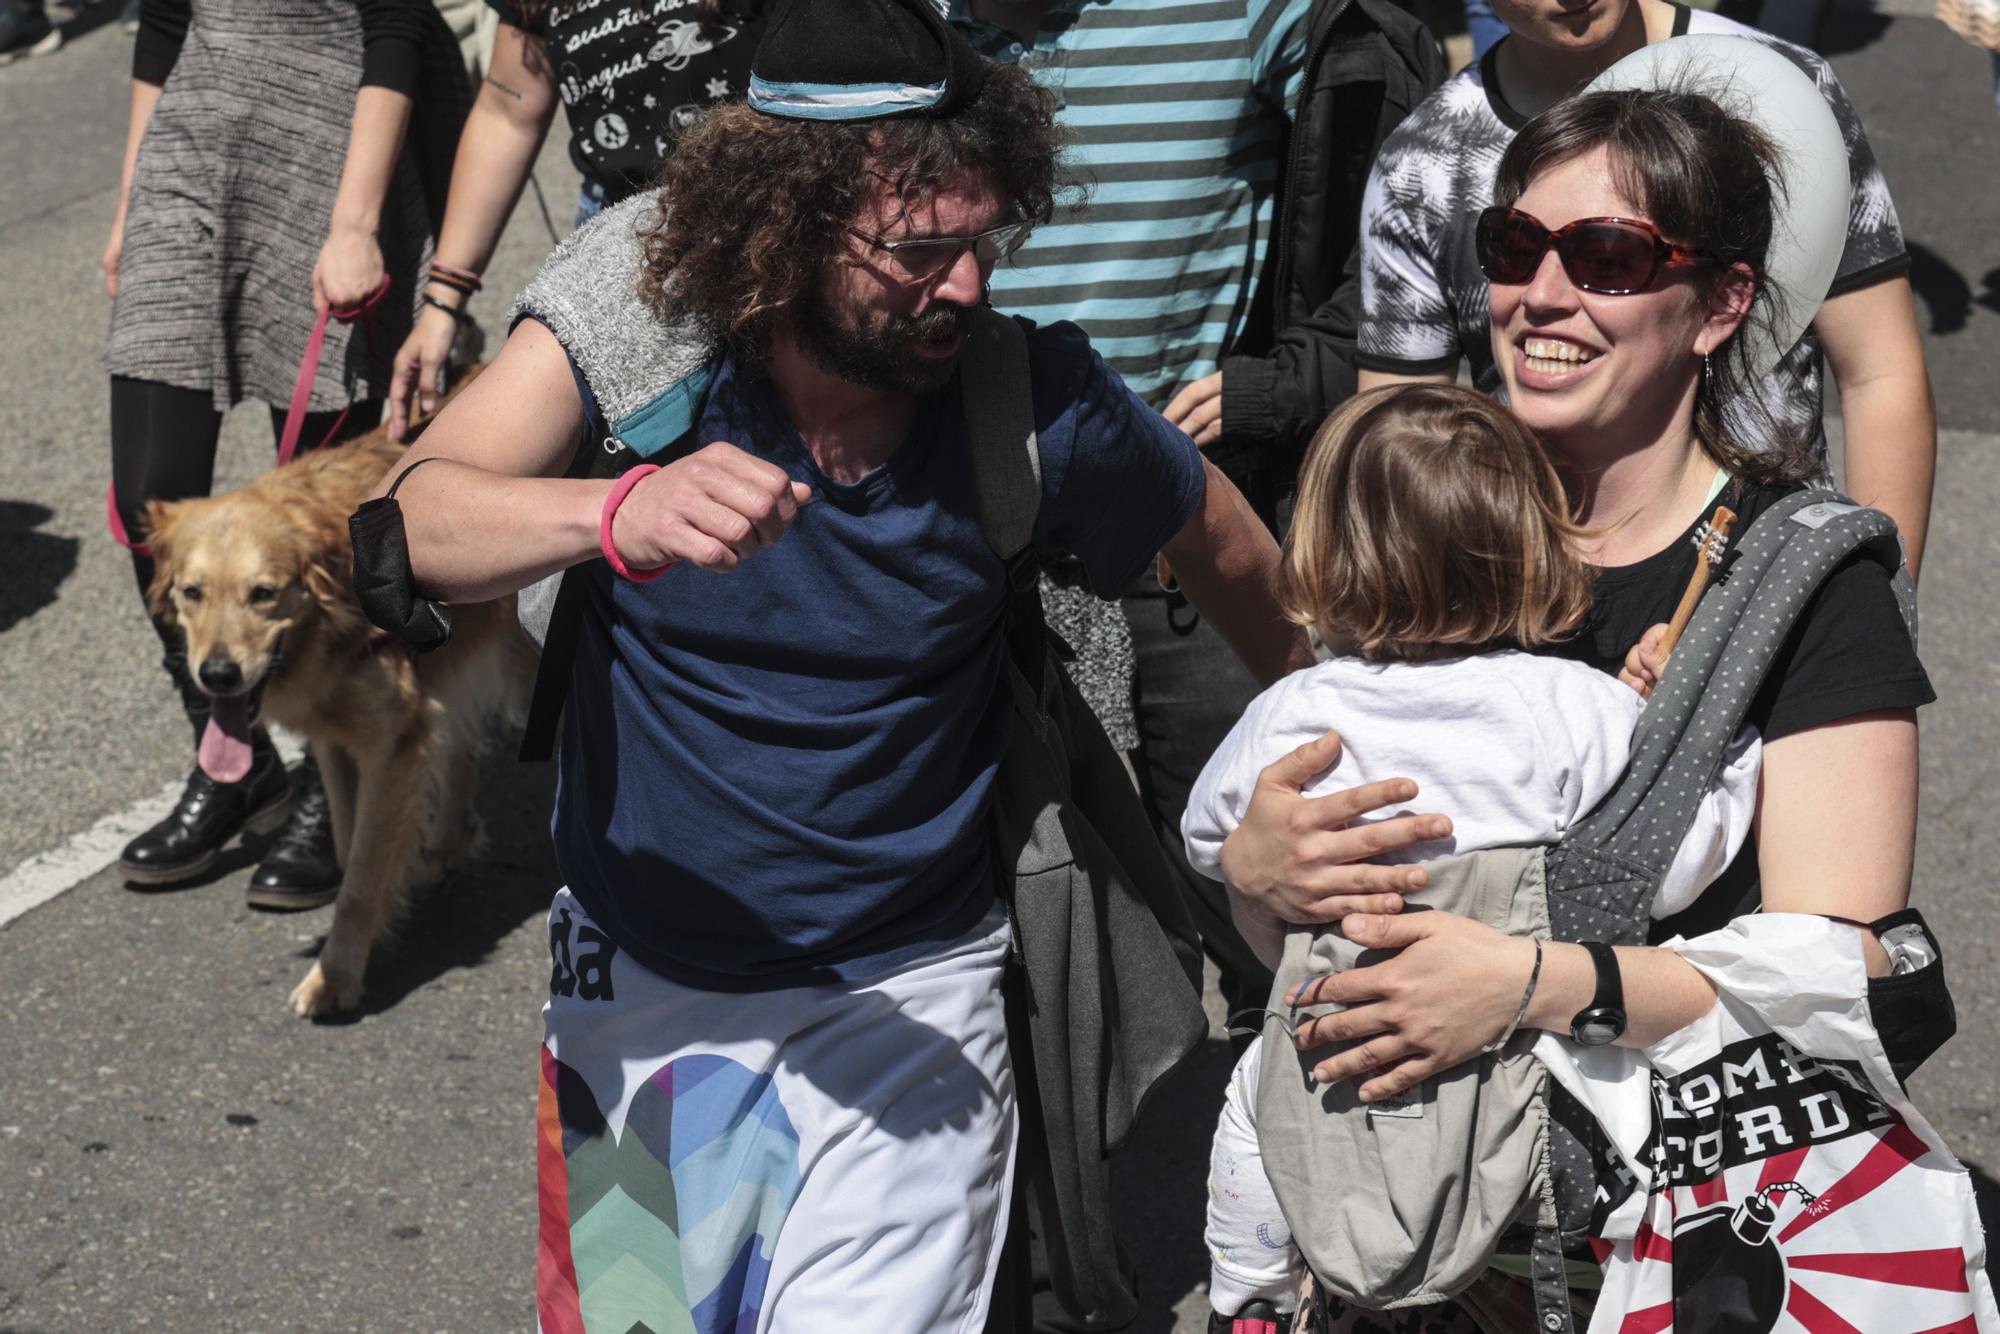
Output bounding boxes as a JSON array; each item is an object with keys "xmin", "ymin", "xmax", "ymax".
[
  {"xmin": 0, "ymin": 734, "xmax": 306, "ymax": 931},
  {"xmin": 0, "ymin": 777, "xmax": 187, "ymax": 929}
]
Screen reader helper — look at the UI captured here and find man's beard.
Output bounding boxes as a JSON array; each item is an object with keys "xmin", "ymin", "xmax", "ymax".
[{"xmin": 794, "ymin": 285, "xmax": 975, "ymax": 394}]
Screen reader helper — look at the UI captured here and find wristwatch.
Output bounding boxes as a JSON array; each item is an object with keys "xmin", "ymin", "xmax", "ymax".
[{"xmin": 1568, "ymin": 942, "xmax": 1628, "ymax": 1047}]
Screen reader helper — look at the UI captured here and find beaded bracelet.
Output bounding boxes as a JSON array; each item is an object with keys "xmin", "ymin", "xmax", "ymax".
[{"xmin": 599, "ymin": 465, "xmax": 673, "ymax": 582}]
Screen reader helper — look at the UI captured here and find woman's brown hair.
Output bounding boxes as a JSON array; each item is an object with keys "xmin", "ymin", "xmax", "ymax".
[
  {"xmin": 1282, "ymin": 384, "xmax": 1595, "ymax": 663},
  {"xmin": 639, "ymin": 59, "xmax": 1064, "ymax": 357},
  {"xmin": 1493, "ymin": 87, "xmax": 1818, "ymax": 488}
]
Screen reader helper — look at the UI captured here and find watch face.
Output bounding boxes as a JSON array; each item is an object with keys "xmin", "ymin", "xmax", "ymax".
[{"xmin": 1572, "ymin": 1007, "xmax": 1627, "ymax": 1047}]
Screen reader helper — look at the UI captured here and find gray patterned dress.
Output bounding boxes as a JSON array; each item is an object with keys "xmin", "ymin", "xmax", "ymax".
[{"xmin": 106, "ymin": 0, "xmax": 455, "ymax": 413}]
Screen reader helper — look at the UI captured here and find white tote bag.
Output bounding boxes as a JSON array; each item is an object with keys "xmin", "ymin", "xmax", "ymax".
[{"xmin": 1538, "ymin": 914, "xmax": 1997, "ymax": 1334}]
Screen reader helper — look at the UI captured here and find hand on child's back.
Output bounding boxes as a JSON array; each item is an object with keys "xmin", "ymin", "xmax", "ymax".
[{"xmin": 1619, "ymin": 624, "xmax": 1671, "ymax": 700}]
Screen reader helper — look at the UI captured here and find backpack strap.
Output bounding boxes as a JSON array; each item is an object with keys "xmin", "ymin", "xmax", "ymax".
[
  {"xmin": 1546, "ymin": 488, "xmax": 1911, "ymax": 945},
  {"xmin": 959, "ymin": 308, "xmax": 1051, "ymax": 691},
  {"xmin": 517, "ymin": 432, "xmax": 637, "ymax": 761},
  {"xmin": 516, "ymin": 379, "xmax": 705, "ymax": 762},
  {"xmin": 1537, "ymin": 489, "xmax": 1914, "ymax": 1271},
  {"xmin": 960, "ymin": 308, "xmax": 1041, "ymax": 561}
]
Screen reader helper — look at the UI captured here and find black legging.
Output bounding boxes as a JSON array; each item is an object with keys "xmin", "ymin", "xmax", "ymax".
[
  {"xmin": 110, "ymin": 375, "xmax": 381, "ymax": 742},
  {"xmin": 110, "ymin": 375, "xmax": 381, "ymax": 648}
]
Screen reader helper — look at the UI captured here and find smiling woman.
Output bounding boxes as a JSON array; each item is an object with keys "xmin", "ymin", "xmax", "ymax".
[
  {"xmin": 1289, "ymin": 80, "xmax": 1933, "ymax": 1101},
  {"xmin": 1484, "ymin": 89, "xmax": 1814, "ymax": 499},
  {"xmin": 1216, "ymin": 68, "xmax": 1941, "ymax": 1332}
]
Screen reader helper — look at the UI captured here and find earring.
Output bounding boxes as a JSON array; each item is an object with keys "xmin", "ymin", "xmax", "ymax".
[{"xmin": 1702, "ymin": 353, "xmax": 1713, "ymax": 394}]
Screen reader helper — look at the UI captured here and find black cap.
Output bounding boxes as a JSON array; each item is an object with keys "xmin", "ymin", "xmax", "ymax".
[{"xmin": 748, "ymin": 0, "xmax": 990, "ymax": 122}]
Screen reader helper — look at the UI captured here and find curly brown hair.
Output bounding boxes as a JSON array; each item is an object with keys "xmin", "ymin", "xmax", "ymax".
[{"xmin": 638, "ymin": 60, "xmax": 1065, "ymax": 358}]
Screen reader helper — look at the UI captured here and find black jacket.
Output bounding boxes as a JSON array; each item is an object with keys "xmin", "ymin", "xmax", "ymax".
[{"xmin": 1212, "ymin": 0, "xmax": 1447, "ymax": 507}]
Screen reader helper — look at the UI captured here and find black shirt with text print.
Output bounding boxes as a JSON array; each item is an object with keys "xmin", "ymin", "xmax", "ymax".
[{"xmin": 488, "ymin": 0, "xmax": 760, "ymax": 202}]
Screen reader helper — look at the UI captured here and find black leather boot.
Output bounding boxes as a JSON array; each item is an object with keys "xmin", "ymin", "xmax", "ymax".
[
  {"xmin": 119, "ymin": 739, "xmax": 292, "ymax": 884},
  {"xmin": 247, "ymin": 752, "xmax": 342, "ymax": 910}
]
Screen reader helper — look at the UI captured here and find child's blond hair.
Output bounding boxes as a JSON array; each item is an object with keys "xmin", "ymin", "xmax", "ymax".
[{"xmin": 1282, "ymin": 384, "xmax": 1593, "ymax": 663}]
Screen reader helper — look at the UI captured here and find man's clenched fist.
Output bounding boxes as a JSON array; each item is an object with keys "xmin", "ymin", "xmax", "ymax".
[{"xmin": 608, "ymin": 441, "xmax": 816, "ymax": 573}]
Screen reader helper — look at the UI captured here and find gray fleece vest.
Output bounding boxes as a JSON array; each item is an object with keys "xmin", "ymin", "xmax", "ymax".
[
  {"xmin": 507, "ymin": 191, "xmax": 713, "ymax": 647},
  {"xmin": 511, "ymin": 190, "xmax": 712, "ymax": 458}
]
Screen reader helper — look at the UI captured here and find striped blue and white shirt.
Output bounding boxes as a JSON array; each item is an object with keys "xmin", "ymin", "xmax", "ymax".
[{"xmin": 951, "ymin": 0, "xmax": 1312, "ymax": 408}]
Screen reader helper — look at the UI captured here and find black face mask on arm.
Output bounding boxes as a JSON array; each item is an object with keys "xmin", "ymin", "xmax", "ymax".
[
  {"xmin": 349, "ymin": 455, "xmax": 454, "ymax": 654},
  {"xmin": 1861, "ymin": 908, "xmax": 1958, "ymax": 1087}
]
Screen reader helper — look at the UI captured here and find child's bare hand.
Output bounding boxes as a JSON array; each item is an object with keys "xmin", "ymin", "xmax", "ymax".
[{"xmin": 1619, "ymin": 623, "xmax": 1670, "ymax": 699}]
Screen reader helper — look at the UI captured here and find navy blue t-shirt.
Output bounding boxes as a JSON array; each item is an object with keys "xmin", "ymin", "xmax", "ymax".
[{"xmin": 552, "ymin": 319, "xmax": 1206, "ymax": 990}]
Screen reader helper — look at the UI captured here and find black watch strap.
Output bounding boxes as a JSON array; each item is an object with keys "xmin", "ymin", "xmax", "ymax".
[
  {"xmin": 1582, "ymin": 940, "xmax": 1624, "ymax": 1013},
  {"xmin": 1568, "ymin": 941, "xmax": 1628, "ymax": 1046}
]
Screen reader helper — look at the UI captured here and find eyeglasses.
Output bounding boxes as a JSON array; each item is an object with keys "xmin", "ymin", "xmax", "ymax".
[
  {"xmin": 1475, "ymin": 207, "xmax": 1714, "ymax": 295},
  {"xmin": 843, "ymin": 219, "xmax": 1030, "ymax": 283}
]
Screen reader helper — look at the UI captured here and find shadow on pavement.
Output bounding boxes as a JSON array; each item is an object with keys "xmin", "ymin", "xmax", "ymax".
[
  {"xmin": 319, "ymin": 753, "xmax": 561, "ymax": 1022},
  {"xmin": 1819, "ymin": 0, "xmax": 1894, "ymax": 56},
  {"xmin": 1978, "ymin": 267, "xmax": 2000, "ymax": 318},
  {"xmin": 1908, "ymin": 241, "xmax": 1976, "ymax": 336},
  {"xmin": 51, "ymin": 0, "xmax": 124, "ymax": 44},
  {"xmin": 0, "ymin": 501, "xmax": 79, "ymax": 635}
]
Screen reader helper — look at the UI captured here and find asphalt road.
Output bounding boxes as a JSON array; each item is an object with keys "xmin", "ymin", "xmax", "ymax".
[{"xmin": 1, "ymin": 5, "xmax": 1997, "ymax": 1332}]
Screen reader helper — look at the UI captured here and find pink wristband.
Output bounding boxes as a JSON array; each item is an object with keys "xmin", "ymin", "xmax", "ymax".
[{"xmin": 599, "ymin": 464, "xmax": 673, "ymax": 582}]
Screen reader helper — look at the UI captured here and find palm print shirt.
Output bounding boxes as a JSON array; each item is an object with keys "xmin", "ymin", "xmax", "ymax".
[{"xmin": 1356, "ymin": 4, "xmax": 1908, "ymax": 457}]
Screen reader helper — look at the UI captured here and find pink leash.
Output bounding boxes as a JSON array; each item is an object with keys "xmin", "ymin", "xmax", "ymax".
[{"xmin": 108, "ymin": 275, "xmax": 393, "ymax": 556}]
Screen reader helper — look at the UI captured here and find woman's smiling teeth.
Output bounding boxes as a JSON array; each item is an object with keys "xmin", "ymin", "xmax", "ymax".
[{"xmin": 1522, "ymin": 337, "xmax": 1599, "ymax": 374}]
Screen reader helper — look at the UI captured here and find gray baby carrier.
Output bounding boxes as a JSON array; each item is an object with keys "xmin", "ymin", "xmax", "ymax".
[{"xmin": 1254, "ymin": 492, "xmax": 1925, "ymax": 1332}]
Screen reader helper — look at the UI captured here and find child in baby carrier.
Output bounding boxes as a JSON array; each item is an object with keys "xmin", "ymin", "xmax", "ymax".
[{"xmin": 1180, "ymin": 384, "xmax": 1760, "ymax": 1333}]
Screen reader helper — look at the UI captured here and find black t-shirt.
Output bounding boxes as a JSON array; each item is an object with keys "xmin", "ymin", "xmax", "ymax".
[
  {"xmin": 488, "ymin": 0, "xmax": 759, "ymax": 201},
  {"xmin": 1550, "ymin": 480, "xmax": 1935, "ymax": 941}
]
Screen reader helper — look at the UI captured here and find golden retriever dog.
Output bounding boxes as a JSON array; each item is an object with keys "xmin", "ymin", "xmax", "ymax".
[{"xmin": 145, "ymin": 392, "xmax": 536, "ymax": 1018}]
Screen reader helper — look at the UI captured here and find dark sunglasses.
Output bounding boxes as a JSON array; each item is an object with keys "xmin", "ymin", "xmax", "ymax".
[
  {"xmin": 1475, "ymin": 206, "xmax": 1714, "ymax": 295},
  {"xmin": 844, "ymin": 219, "xmax": 1030, "ymax": 283}
]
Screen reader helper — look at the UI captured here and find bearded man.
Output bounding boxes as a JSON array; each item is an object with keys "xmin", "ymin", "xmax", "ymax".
[{"xmin": 371, "ymin": 0, "xmax": 1445, "ymax": 1327}]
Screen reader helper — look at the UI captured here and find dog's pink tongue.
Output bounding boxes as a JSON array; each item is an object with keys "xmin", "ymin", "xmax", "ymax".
[{"xmin": 198, "ymin": 696, "xmax": 254, "ymax": 783}]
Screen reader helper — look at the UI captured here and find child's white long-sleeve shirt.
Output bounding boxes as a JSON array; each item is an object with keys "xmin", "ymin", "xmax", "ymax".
[{"xmin": 1181, "ymin": 651, "xmax": 1760, "ymax": 920}]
